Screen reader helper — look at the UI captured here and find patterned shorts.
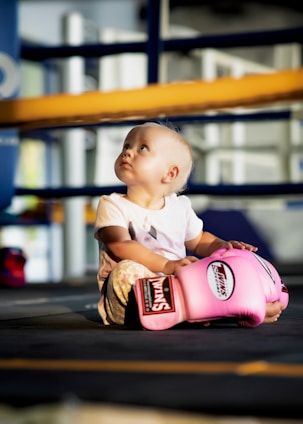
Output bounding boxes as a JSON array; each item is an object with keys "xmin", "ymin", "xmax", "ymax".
[{"xmin": 99, "ymin": 259, "xmax": 157, "ymax": 326}]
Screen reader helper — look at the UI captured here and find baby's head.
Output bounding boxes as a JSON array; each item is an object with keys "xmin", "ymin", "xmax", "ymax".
[{"xmin": 124, "ymin": 122, "xmax": 193, "ymax": 195}]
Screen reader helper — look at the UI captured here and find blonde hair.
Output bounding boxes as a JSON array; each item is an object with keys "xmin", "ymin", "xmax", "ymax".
[{"xmin": 141, "ymin": 121, "xmax": 193, "ymax": 195}]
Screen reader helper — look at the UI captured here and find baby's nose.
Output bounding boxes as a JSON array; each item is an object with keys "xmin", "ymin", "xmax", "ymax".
[{"xmin": 122, "ymin": 148, "xmax": 132, "ymax": 157}]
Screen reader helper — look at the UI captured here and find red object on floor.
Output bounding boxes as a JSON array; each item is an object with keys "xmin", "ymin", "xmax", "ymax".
[{"xmin": 0, "ymin": 247, "xmax": 26, "ymax": 287}]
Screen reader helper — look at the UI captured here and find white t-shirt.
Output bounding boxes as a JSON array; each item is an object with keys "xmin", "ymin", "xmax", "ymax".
[{"xmin": 94, "ymin": 192, "xmax": 203, "ymax": 286}]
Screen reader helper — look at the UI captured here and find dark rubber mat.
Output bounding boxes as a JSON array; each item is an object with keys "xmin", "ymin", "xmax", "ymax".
[{"xmin": 0, "ymin": 278, "xmax": 302, "ymax": 419}]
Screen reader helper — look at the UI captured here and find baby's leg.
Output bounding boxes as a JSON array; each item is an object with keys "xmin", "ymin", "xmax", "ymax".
[{"xmin": 101, "ymin": 259, "xmax": 157, "ymax": 326}]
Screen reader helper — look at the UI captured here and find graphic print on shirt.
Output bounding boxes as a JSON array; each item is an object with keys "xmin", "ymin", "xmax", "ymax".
[
  {"xmin": 148, "ymin": 225, "xmax": 157, "ymax": 239},
  {"xmin": 129, "ymin": 219, "xmax": 161, "ymax": 252},
  {"xmin": 127, "ymin": 212, "xmax": 187, "ymax": 259}
]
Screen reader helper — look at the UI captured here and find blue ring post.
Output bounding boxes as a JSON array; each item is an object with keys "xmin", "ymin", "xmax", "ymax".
[
  {"xmin": 0, "ymin": 0, "xmax": 19, "ymax": 210},
  {"xmin": 146, "ymin": 0, "xmax": 161, "ymax": 84}
]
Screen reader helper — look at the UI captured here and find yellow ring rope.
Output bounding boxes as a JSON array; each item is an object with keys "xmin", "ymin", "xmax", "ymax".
[{"xmin": 1, "ymin": 67, "xmax": 302, "ymax": 130}]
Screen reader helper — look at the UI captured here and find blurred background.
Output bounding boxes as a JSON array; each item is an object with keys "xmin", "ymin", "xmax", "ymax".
[{"xmin": 0, "ymin": 0, "xmax": 302, "ymax": 284}]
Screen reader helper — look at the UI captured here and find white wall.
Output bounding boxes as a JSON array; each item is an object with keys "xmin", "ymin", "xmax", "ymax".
[{"xmin": 19, "ymin": 0, "xmax": 139, "ymax": 43}]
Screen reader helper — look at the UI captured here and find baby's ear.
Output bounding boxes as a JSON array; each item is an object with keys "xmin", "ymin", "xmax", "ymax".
[{"xmin": 162, "ymin": 165, "xmax": 179, "ymax": 184}]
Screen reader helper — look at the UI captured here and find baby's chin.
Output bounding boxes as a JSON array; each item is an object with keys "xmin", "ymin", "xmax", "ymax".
[{"xmin": 114, "ymin": 170, "xmax": 128, "ymax": 185}]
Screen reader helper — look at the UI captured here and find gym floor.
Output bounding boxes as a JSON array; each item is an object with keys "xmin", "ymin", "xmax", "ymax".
[{"xmin": 0, "ymin": 275, "xmax": 303, "ymax": 423}]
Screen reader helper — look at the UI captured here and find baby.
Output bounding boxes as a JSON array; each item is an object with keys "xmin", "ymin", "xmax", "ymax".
[{"xmin": 94, "ymin": 122, "xmax": 284, "ymax": 326}]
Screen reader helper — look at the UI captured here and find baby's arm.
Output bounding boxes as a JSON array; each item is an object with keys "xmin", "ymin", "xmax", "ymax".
[
  {"xmin": 98, "ymin": 226, "xmax": 197, "ymax": 275},
  {"xmin": 186, "ymin": 230, "xmax": 258, "ymax": 258}
]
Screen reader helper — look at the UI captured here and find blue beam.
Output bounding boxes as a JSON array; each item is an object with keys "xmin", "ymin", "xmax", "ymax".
[
  {"xmin": 15, "ymin": 182, "xmax": 303, "ymax": 198},
  {"xmin": 20, "ymin": 26, "xmax": 303, "ymax": 61}
]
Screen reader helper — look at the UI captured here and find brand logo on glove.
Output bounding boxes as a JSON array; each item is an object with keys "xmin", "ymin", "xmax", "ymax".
[
  {"xmin": 137, "ymin": 275, "xmax": 175, "ymax": 315},
  {"xmin": 207, "ymin": 261, "xmax": 235, "ymax": 300}
]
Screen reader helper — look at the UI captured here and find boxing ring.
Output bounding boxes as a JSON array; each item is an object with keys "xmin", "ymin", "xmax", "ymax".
[{"xmin": 1, "ymin": 0, "xmax": 303, "ymax": 421}]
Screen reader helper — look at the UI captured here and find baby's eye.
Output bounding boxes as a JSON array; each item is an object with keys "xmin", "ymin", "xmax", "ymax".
[
  {"xmin": 139, "ymin": 144, "xmax": 148, "ymax": 151},
  {"xmin": 122, "ymin": 144, "xmax": 130, "ymax": 151}
]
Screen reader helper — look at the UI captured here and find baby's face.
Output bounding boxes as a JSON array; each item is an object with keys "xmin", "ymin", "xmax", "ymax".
[{"xmin": 114, "ymin": 125, "xmax": 181, "ymax": 191}]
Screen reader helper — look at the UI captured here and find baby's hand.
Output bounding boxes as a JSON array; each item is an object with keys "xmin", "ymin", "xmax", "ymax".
[
  {"xmin": 163, "ymin": 256, "xmax": 198, "ymax": 275},
  {"xmin": 209, "ymin": 239, "xmax": 258, "ymax": 255},
  {"xmin": 227, "ymin": 240, "xmax": 258, "ymax": 252}
]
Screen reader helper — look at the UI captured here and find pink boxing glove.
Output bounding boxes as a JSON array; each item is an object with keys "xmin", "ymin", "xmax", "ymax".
[
  {"xmin": 133, "ymin": 249, "xmax": 288, "ymax": 330},
  {"xmin": 133, "ymin": 248, "xmax": 286, "ymax": 330},
  {"xmin": 212, "ymin": 248, "xmax": 289, "ymax": 308},
  {"xmin": 133, "ymin": 274, "xmax": 187, "ymax": 331}
]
